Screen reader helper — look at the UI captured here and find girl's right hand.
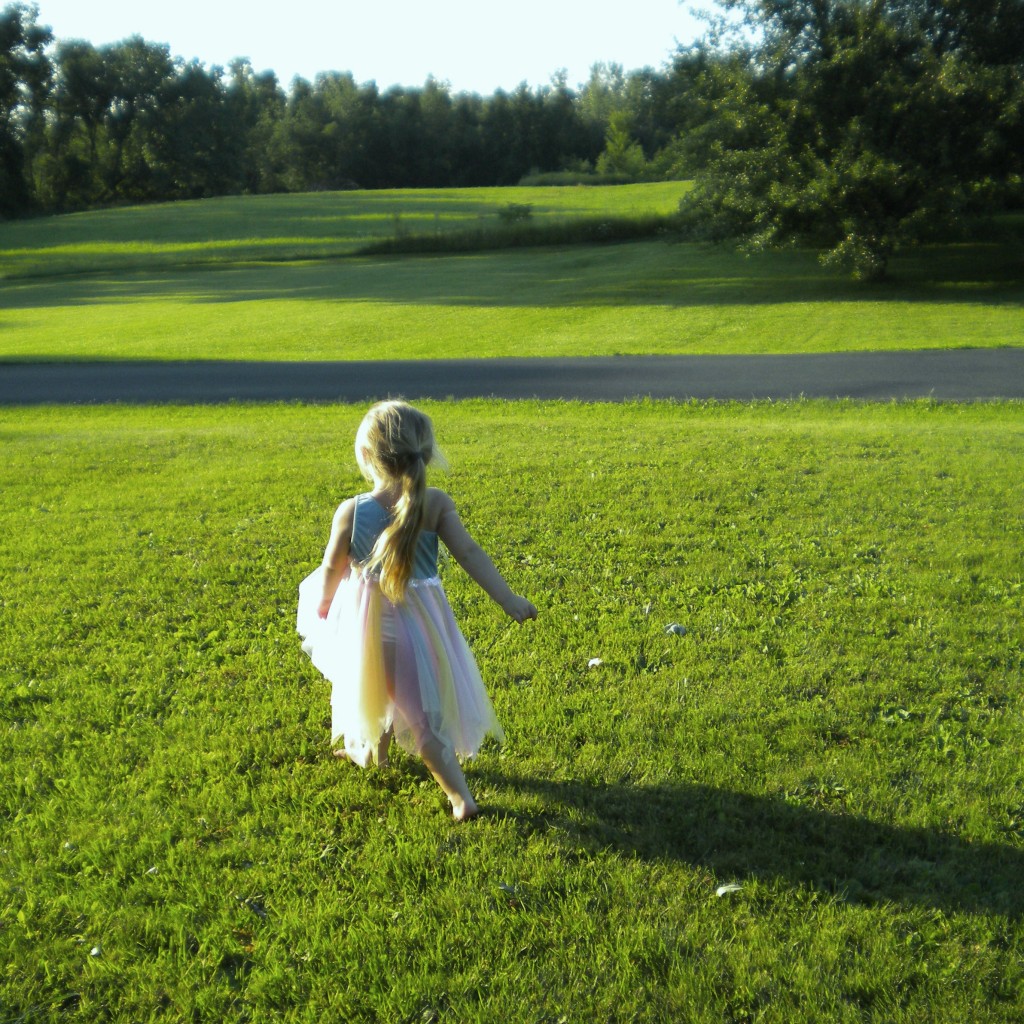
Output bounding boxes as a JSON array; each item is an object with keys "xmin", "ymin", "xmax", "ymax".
[{"xmin": 503, "ymin": 595, "xmax": 538, "ymax": 623}]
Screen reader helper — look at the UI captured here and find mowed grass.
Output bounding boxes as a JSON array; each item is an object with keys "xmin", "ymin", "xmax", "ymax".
[
  {"xmin": 0, "ymin": 190, "xmax": 1021, "ymax": 360},
  {"xmin": 0, "ymin": 185, "xmax": 688, "ymax": 280},
  {"xmin": 2, "ymin": 400, "xmax": 1022, "ymax": 1022}
]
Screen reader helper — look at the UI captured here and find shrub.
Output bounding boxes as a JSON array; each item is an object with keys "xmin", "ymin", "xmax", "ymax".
[{"xmin": 497, "ymin": 203, "xmax": 533, "ymax": 223}]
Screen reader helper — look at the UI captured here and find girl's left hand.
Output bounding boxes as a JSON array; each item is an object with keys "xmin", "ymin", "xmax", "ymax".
[{"xmin": 503, "ymin": 594, "xmax": 538, "ymax": 623}]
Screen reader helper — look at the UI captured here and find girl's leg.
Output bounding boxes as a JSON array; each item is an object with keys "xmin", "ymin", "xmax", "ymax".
[
  {"xmin": 385, "ymin": 624, "xmax": 477, "ymax": 820},
  {"xmin": 375, "ymin": 725, "xmax": 394, "ymax": 768},
  {"xmin": 377, "ymin": 634, "xmax": 398, "ymax": 767},
  {"xmin": 417, "ymin": 738, "xmax": 478, "ymax": 821}
]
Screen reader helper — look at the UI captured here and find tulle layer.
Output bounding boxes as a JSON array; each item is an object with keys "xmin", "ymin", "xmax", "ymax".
[{"xmin": 297, "ymin": 567, "xmax": 504, "ymax": 767}]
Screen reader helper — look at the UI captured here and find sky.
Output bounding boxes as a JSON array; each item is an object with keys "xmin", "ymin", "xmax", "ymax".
[{"xmin": 31, "ymin": 0, "xmax": 709, "ymax": 95}]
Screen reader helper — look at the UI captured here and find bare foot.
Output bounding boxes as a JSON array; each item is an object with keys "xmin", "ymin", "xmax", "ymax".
[
  {"xmin": 376, "ymin": 728, "xmax": 393, "ymax": 768},
  {"xmin": 334, "ymin": 748, "xmax": 390, "ymax": 769},
  {"xmin": 451, "ymin": 796, "xmax": 479, "ymax": 822}
]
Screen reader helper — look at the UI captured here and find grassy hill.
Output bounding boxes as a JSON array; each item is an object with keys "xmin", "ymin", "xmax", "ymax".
[
  {"xmin": 0, "ymin": 187, "xmax": 1021, "ymax": 360},
  {"xmin": 0, "ymin": 185, "xmax": 688, "ymax": 279}
]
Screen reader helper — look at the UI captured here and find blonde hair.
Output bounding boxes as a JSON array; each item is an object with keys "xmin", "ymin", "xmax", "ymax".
[{"xmin": 354, "ymin": 401, "xmax": 441, "ymax": 603}]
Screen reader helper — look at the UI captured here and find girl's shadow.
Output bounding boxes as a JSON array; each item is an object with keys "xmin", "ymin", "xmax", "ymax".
[{"xmin": 475, "ymin": 770, "xmax": 1023, "ymax": 919}]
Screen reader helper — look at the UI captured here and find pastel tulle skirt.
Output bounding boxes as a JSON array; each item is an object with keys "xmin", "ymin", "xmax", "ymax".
[{"xmin": 297, "ymin": 567, "xmax": 504, "ymax": 767}]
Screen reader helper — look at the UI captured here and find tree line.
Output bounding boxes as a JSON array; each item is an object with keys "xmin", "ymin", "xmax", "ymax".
[
  {"xmin": 2, "ymin": 1, "xmax": 1021, "ymax": 278},
  {"xmin": 0, "ymin": 2, "xmax": 696, "ymax": 214}
]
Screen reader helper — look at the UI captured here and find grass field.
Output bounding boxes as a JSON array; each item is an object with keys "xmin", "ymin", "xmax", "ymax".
[
  {"xmin": 2, "ymin": 184, "xmax": 1022, "ymax": 1020},
  {"xmin": 2, "ymin": 400, "xmax": 1022, "ymax": 1023},
  {"xmin": 0, "ymin": 185, "xmax": 688, "ymax": 280},
  {"xmin": 1, "ymin": 187, "xmax": 1021, "ymax": 360}
]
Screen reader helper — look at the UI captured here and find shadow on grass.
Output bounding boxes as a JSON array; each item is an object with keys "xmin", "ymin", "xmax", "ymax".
[
  {"xmin": 475, "ymin": 770, "xmax": 1023, "ymax": 919},
  {"xmin": 2, "ymin": 235, "xmax": 1022, "ymax": 313}
]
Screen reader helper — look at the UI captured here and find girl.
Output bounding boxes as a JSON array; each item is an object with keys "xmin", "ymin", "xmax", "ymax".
[{"xmin": 297, "ymin": 401, "xmax": 537, "ymax": 821}]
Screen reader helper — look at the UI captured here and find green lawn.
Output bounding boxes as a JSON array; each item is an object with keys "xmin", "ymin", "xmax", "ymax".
[
  {"xmin": 0, "ymin": 188, "xmax": 1021, "ymax": 360},
  {"xmin": 0, "ymin": 184, "xmax": 688, "ymax": 279},
  {"xmin": 2, "ymin": 242, "xmax": 1022, "ymax": 361},
  {"xmin": 2, "ymin": 400, "xmax": 1022, "ymax": 1022}
]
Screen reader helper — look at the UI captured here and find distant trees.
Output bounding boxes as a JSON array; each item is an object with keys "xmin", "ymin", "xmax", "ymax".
[
  {"xmin": 0, "ymin": 1, "xmax": 667, "ymax": 216},
  {"xmin": 33, "ymin": 35, "xmax": 285, "ymax": 208},
  {"xmin": 0, "ymin": 1, "xmax": 50, "ymax": 216},
  {"xmin": 272, "ymin": 74, "xmax": 599, "ymax": 191}
]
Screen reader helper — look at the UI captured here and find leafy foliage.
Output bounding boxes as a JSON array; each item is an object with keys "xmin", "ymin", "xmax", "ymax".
[
  {"xmin": 0, "ymin": 1, "xmax": 50, "ymax": 215},
  {"xmin": 681, "ymin": 0, "xmax": 1024, "ymax": 278}
]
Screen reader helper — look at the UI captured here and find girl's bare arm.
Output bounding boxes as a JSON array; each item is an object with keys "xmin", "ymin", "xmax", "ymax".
[
  {"xmin": 318, "ymin": 498, "xmax": 354, "ymax": 617},
  {"xmin": 435, "ymin": 493, "xmax": 537, "ymax": 623}
]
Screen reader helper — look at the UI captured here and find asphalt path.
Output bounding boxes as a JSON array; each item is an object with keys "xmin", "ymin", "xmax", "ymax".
[{"xmin": 1, "ymin": 349, "xmax": 1022, "ymax": 404}]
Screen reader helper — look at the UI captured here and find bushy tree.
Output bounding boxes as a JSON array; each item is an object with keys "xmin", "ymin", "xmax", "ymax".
[
  {"xmin": 682, "ymin": 0, "xmax": 1024, "ymax": 279},
  {"xmin": 100, "ymin": 37, "xmax": 176, "ymax": 200},
  {"xmin": 225, "ymin": 59, "xmax": 287, "ymax": 194},
  {"xmin": 0, "ymin": 1, "xmax": 50, "ymax": 216},
  {"xmin": 595, "ymin": 111, "xmax": 649, "ymax": 178},
  {"xmin": 150, "ymin": 60, "xmax": 239, "ymax": 200},
  {"xmin": 576, "ymin": 62, "xmax": 672, "ymax": 164},
  {"xmin": 35, "ymin": 39, "xmax": 111, "ymax": 208}
]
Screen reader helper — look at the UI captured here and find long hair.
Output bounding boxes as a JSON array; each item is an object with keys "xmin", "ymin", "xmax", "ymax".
[{"xmin": 354, "ymin": 401, "xmax": 440, "ymax": 602}]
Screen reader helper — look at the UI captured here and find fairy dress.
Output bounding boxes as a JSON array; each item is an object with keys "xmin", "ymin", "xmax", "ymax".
[{"xmin": 297, "ymin": 493, "xmax": 505, "ymax": 767}]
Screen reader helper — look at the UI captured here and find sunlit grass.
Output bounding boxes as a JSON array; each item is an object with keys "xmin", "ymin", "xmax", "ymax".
[
  {"xmin": 1, "ymin": 187, "xmax": 1020, "ymax": 360},
  {"xmin": 0, "ymin": 184, "xmax": 689, "ymax": 279},
  {"xmin": 1, "ymin": 238, "xmax": 1021, "ymax": 360},
  {"xmin": 1, "ymin": 400, "xmax": 1022, "ymax": 1022}
]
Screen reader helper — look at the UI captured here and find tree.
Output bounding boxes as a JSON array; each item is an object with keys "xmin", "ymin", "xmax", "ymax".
[
  {"xmin": 0, "ymin": 1, "xmax": 51, "ymax": 216},
  {"xmin": 36, "ymin": 39, "xmax": 114, "ymax": 209},
  {"xmin": 100, "ymin": 36, "xmax": 175, "ymax": 200},
  {"xmin": 225, "ymin": 59, "xmax": 287, "ymax": 194},
  {"xmin": 150, "ymin": 60, "xmax": 236, "ymax": 199},
  {"xmin": 595, "ymin": 110, "xmax": 648, "ymax": 178},
  {"xmin": 682, "ymin": 0, "xmax": 1024, "ymax": 279},
  {"xmin": 280, "ymin": 72, "xmax": 381, "ymax": 190},
  {"xmin": 375, "ymin": 82, "xmax": 452, "ymax": 187},
  {"xmin": 576, "ymin": 62, "xmax": 628, "ymax": 130}
]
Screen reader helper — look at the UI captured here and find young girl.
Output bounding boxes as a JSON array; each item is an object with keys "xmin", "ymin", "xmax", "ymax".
[{"xmin": 297, "ymin": 400, "xmax": 537, "ymax": 821}]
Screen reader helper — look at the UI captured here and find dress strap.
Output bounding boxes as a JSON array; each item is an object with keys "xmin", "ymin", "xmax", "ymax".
[{"xmin": 350, "ymin": 493, "xmax": 360, "ymax": 549}]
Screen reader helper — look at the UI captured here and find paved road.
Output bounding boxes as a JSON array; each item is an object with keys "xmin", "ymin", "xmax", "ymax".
[{"xmin": 1, "ymin": 349, "xmax": 1022, "ymax": 404}]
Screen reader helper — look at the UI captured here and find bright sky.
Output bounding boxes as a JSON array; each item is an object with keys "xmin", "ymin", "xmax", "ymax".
[{"xmin": 31, "ymin": 0, "xmax": 708, "ymax": 94}]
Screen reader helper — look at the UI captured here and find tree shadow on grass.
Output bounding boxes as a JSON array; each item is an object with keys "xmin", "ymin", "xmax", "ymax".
[
  {"xmin": 474, "ymin": 770, "xmax": 1023, "ymax": 920},
  {"xmin": 3, "ymin": 236, "xmax": 1022, "ymax": 312}
]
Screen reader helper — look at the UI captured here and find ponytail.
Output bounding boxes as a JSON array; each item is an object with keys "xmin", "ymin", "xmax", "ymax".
[
  {"xmin": 355, "ymin": 402, "xmax": 438, "ymax": 602},
  {"xmin": 369, "ymin": 451, "xmax": 427, "ymax": 602}
]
